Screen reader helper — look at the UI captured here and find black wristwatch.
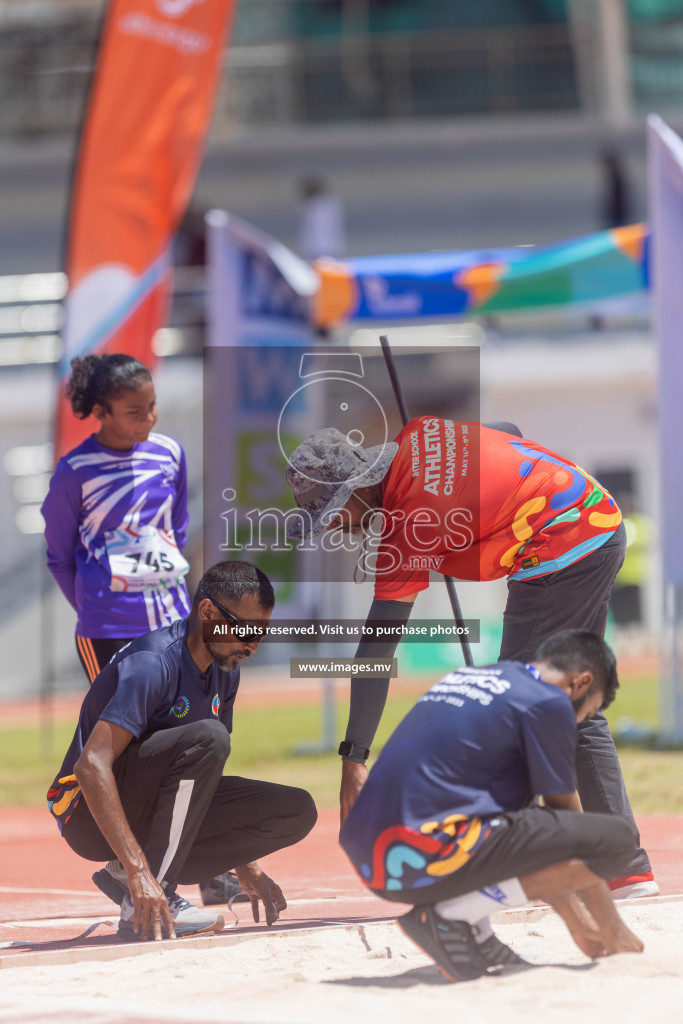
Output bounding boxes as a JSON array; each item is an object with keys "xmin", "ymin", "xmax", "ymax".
[{"xmin": 338, "ymin": 741, "xmax": 370, "ymax": 762}]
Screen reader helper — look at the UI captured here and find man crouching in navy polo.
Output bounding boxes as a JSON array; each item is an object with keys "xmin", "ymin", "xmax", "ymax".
[
  {"xmin": 340, "ymin": 630, "xmax": 643, "ymax": 982},
  {"xmin": 47, "ymin": 561, "xmax": 317, "ymax": 942}
]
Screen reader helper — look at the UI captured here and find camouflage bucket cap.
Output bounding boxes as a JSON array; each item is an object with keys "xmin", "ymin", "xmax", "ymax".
[{"xmin": 286, "ymin": 427, "xmax": 398, "ymax": 539}]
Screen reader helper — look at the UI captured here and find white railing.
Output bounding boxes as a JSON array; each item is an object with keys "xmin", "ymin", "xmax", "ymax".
[
  {"xmin": 0, "ymin": 267, "xmax": 206, "ymax": 367},
  {"xmin": 1, "ymin": 24, "xmax": 585, "ymax": 136}
]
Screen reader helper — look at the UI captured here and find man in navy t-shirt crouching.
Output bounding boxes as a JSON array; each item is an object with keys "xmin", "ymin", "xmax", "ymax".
[
  {"xmin": 48, "ymin": 561, "xmax": 317, "ymax": 942},
  {"xmin": 339, "ymin": 630, "xmax": 643, "ymax": 982}
]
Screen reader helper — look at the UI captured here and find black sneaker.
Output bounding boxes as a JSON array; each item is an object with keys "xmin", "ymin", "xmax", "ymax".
[
  {"xmin": 398, "ymin": 906, "xmax": 487, "ymax": 983},
  {"xmin": 92, "ymin": 859, "xmax": 128, "ymax": 906},
  {"xmin": 477, "ymin": 932, "xmax": 529, "ymax": 969},
  {"xmin": 199, "ymin": 871, "xmax": 250, "ymax": 906}
]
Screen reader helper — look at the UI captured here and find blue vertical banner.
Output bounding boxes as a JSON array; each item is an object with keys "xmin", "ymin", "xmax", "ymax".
[
  {"xmin": 648, "ymin": 114, "xmax": 683, "ymax": 740},
  {"xmin": 204, "ymin": 212, "xmax": 319, "ymax": 613}
]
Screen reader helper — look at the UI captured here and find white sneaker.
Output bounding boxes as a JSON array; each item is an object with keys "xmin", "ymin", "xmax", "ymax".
[
  {"xmin": 610, "ymin": 879, "xmax": 660, "ymax": 900},
  {"xmin": 118, "ymin": 890, "xmax": 225, "ymax": 941}
]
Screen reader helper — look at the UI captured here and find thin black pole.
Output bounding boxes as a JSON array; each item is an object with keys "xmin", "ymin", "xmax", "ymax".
[
  {"xmin": 379, "ymin": 334, "xmax": 474, "ymax": 666},
  {"xmin": 39, "ymin": 560, "xmax": 55, "ymax": 761}
]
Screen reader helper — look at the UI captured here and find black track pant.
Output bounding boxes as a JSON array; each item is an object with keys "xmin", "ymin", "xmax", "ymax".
[
  {"xmin": 75, "ymin": 636, "xmax": 134, "ymax": 686},
  {"xmin": 373, "ymin": 805, "xmax": 636, "ymax": 906},
  {"xmin": 499, "ymin": 523, "xmax": 650, "ymax": 878},
  {"xmin": 63, "ymin": 719, "xmax": 317, "ymax": 887}
]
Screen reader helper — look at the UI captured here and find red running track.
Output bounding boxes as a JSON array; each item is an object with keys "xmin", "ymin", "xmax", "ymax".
[
  {"xmin": 0, "ymin": 807, "xmax": 681, "ymax": 963},
  {"xmin": 0, "ymin": 807, "xmax": 393, "ymax": 960}
]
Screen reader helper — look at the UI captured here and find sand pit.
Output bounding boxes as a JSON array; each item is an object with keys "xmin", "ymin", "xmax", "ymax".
[{"xmin": 1, "ymin": 899, "xmax": 682, "ymax": 1024}]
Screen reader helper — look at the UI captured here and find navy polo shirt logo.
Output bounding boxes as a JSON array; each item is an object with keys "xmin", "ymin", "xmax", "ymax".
[{"xmin": 171, "ymin": 696, "xmax": 190, "ymax": 718}]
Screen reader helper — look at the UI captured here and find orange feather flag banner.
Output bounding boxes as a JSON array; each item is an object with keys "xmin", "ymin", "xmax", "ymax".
[{"xmin": 56, "ymin": 0, "xmax": 237, "ymax": 457}]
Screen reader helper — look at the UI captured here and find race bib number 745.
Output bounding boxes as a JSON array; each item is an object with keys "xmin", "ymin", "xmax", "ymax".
[{"xmin": 106, "ymin": 525, "xmax": 189, "ymax": 592}]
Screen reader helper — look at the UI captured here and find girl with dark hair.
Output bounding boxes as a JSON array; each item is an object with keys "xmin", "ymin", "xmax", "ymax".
[{"xmin": 41, "ymin": 353, "xmax": 191, "ymax": 683}]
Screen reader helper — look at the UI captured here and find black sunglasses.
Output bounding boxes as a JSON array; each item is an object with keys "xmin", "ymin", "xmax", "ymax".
[{"xmin": 200, "ymin": 590, "xmax": 268, "ymax": 643}]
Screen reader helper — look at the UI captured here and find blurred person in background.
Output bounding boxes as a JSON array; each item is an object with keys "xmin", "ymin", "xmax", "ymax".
[
  {"xmin": 599, "ymin": 151, "xmax": 632, "ymax": 230},
  {"xmin": 298, "ymin": 176, "xmax": 346, "ymax": 262},
  {"xmin": 609, "ymin": 494, "xmax": 655, "ymax": 634}
]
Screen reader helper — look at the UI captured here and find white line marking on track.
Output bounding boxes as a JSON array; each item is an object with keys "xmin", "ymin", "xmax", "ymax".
[
  {"xmin": 0, "ymin": 886, "xmax": 368, "ymax": 900},
  {"xmin": 1, "ymin": 918, "xmax": 117, "ymax": 929},
  {"xmin": 0, "ymin": 886, "xmax": 105, "ymax": 897}
]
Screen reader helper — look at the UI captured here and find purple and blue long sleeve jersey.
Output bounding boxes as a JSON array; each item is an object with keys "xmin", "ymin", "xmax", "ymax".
[{"xmin": 41, "ymin": 432, "xmax": 191, "ymax": 638}]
